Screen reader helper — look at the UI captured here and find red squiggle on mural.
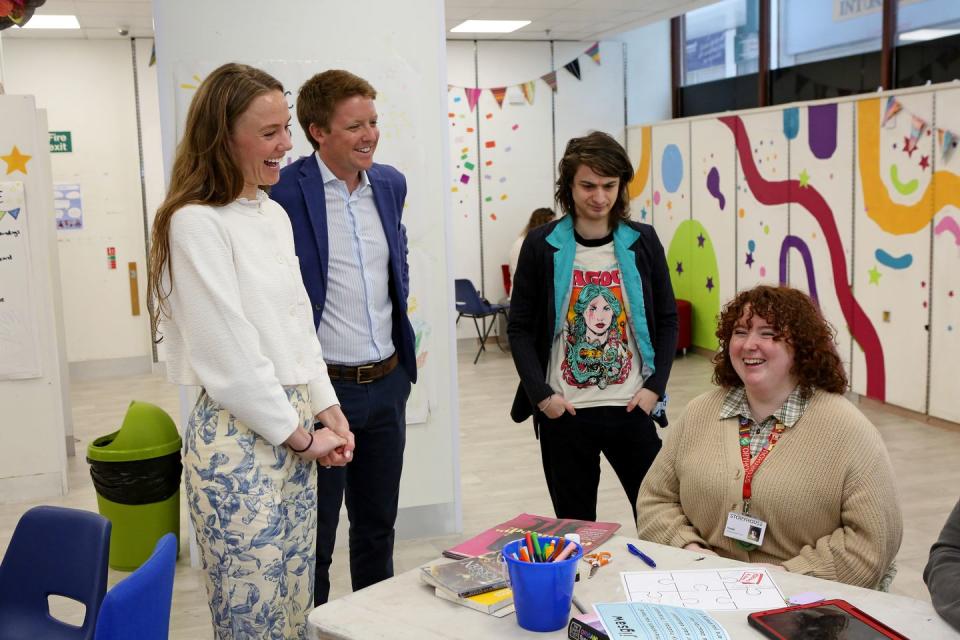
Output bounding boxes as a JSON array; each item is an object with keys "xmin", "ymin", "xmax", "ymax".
[{"xmin": 719, "ymin": 116, "xmax": 885, "ymax": 400}]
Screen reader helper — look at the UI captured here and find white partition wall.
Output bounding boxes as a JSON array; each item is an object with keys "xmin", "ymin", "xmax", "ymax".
[
  {"xmin": 0, "ymin": 96, "xmax": 69, "ymax": 502},
  {"xmin": 929, "ymin": 89, "xmax": 960, "ymax": 423},
  {"xmin": 631, "ymin": 83, "xmax": 960, "ymax": 419},
  {"xmin": 153, "ymin": 0, "xmax": 460, "ymax": 538}
]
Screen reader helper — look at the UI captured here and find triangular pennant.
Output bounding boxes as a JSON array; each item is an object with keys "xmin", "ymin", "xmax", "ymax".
[
  {"xmin": 943, "ymin": 130, "xmax": 957, "ymax": 163},
  {"xmin": 149, "ymin": 42, "xmax": 156, "ymax": 67},
  {"xmin": 585, "ymin": 42, "xmax": 601, "ymax": 65},
  {"xmin": 909, "ymin": 114, "xmax": 927, "ymax": 150},
  {"xmin": 563, "ymin": 59, "xmax": 581, "ymax": 80},
  {"xmin": 5, "ymin": 207, "xmax": 20, "ymax": 220},
  {"xmin": 465, "ymin": 87, "xmax": 482, "ymax": 112},
  {"xmin": 882, "ymin": 96, "xmax": 902, "ymax": 127},
  {"xmin": 0, "ymin": 210, "xmax": 6, "ymax": 222},
  {"xmin": 490, "ymin": 87, "xmax": 507, "ymax": 108},
  {"xmin": 521, "ymin": 81, "xmax": 535, "ymax": 105},
  {"xmin": 541, "ymin": 71, "xmax": 558, "ymax": 92}
]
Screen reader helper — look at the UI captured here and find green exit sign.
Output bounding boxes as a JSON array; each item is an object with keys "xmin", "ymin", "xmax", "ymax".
[{"xmin": 49, "ymin": 131, "xmax": 72, "ymax": 153}]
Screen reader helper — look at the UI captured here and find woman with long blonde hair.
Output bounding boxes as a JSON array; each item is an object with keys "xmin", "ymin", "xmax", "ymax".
[{"xmin": 149, "ymin": 62, "xmax": 354, "ymax": 639}]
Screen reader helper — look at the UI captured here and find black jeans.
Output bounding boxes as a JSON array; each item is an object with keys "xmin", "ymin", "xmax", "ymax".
[
  {"xmin": 538, "ymin": 405, "xmax": 662, "ymax": 522},
  {"xmin": 314, "ymin": 365, "xmax": 411, "ymax": 606}
]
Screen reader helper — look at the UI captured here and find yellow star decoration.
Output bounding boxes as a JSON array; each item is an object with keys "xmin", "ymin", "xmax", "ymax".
[
  {"xmin": 868, "ymin": 265, "xmax": 882, "ymax": 285},
  {"xmin": 798, "ymin": 169, "xmax": 810, "ymax": 188},
  {"xmin": 1, "ymin": 146, "xmax": 32, "ymax": 175}
]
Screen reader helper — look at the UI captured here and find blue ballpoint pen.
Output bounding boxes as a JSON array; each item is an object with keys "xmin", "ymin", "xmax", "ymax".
[{"xmin": 627, "ymin": 543, "xmax": 657, "ymax": 568}]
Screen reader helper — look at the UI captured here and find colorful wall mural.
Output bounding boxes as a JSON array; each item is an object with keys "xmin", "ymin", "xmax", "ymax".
[{"xmin": 626, "ymin": 84, "xmax": 960, "ymax": 422}]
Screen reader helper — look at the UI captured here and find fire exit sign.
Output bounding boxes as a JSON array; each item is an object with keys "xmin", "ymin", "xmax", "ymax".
[{"xmin": 49, "ymin": 131, "xmax": 72, "ymax": 153}]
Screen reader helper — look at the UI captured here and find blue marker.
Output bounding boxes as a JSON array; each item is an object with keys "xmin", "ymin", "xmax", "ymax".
[{"xmin": 627, "ymin": 543, "xmax": 657, "ymax": 568}]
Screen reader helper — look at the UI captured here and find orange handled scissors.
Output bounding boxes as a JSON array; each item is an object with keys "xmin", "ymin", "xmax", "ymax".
[{"xmin": 583, "ymin": 551, "xmax": 612, "ymax": 579}]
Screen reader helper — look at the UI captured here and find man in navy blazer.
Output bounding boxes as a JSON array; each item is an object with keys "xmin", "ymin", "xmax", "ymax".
[{"xmin": 271, "ymin": 69, "xmax": 416, "ymax": 606}]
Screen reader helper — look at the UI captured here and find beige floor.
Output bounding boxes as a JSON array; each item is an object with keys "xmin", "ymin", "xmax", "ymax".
[{"xmin": 1, "ymin": 346, "xmax": 958, "ymax": 637}]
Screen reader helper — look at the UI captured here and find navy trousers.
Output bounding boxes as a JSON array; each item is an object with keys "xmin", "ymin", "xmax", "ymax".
[
  {"xmin": 314, "ymin": 365, "xmax": 410, "ymax": 606},
  {"xmin": 538, "ymin": 405, "xmax": 662, "ymax": 523}
]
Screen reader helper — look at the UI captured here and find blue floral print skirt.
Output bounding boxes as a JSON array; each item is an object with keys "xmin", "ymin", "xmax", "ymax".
[{"xmin": 184, "ymin": 385, "xmax": 317, "ymax": 640}]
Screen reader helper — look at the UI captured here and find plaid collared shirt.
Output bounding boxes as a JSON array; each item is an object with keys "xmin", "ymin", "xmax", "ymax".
[{"xmin": 719, "ymin": 386, "xmax": 809, "ymax": 458}]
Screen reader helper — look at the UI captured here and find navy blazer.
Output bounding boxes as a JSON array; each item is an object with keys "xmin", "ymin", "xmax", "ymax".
[{"xmin": 271, "ymin": 155, "xmax": 417, "ymax": 383}]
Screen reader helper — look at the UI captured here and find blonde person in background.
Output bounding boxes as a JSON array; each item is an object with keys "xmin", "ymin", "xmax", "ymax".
[
  {"xmin": 147, "ymin": 63, "xmax": 354, "ymax": 639},
  {"xmin": 636, "ymin": 285, "xmax": 902, "ymax": 588},
  {"xmin": 508, "ymin": 207, "xmax": 554, "ymax": 296}
]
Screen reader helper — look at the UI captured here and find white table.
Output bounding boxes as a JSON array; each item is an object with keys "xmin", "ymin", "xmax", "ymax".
[{"xmin": 308, "ymin": 535, "xmax": 958, "ymax": 639}]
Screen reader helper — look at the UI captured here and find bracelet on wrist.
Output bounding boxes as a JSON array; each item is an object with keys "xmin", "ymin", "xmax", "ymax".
[{"xmin": 289, "ymin": 431, "xmax": 314, "ymax": 453}]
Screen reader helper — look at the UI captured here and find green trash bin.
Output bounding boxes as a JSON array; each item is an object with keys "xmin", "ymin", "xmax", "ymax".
[{"xmin": 87, "ymin": 400, "xmax": 182, "ymax": 571}]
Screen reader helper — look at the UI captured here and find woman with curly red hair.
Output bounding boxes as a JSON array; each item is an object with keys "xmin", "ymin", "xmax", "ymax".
[{"xmin": 636, "ymin": 285, "xmax": 902, "ymax": 588}]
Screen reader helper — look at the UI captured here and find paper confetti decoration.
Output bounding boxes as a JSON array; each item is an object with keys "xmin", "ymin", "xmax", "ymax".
[
  {"xmin": 541, "ymin": 71, "xmax": 558, "ymax": 92},
  {"xmin": 564, "ymin": 59, "xmax": 581, "ymax": 80},
  {"xmin": 881, "ymin": 96, "xmax": 902, "ymax": 127},
  {"xmin": 490, "ymin": 87, "xmax": 507, "ymax": 108},
  {"xmin": 585, "ymin": 42, "xmax": 601, "ymax": 65},
  {"xmin": 485, "ymin": 140, "xmax": 496, "ymax": 149},
  {"xmin": 463, "ymin": 161, "xmax": 475, "ymax": 170},
  {"xmin": 465, "ymin": 88, "xmax": 482, "ymax": 112},
  {"xmin": 460, "ymin": 174, "xmax": 471, "ymax": 184},
  {"xmin": 521, "ymin": 81, "xmax": 536, "ymax": 105}
]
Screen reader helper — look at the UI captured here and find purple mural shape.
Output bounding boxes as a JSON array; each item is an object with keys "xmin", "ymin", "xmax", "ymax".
[
  {"xmin": 706, "ymin": 166, "xmax": 725, "ymax": 209},
  {"xmin": 808, "ymin": 104, "xmax": 838, "ymax": 160},
  {"xmin": 778, "ymin": 235, "xmax": 819, "ymax": 304}
]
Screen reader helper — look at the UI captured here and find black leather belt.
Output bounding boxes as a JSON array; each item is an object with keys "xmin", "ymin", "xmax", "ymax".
[{"xmin": 327, "ymin": 353, "xmax": 399, "ymax": 384}]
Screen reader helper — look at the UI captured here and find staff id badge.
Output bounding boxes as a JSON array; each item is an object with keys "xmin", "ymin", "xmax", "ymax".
[{"xmin": 724, "ymin": 511, "xmax": 767, "ymax": 546}]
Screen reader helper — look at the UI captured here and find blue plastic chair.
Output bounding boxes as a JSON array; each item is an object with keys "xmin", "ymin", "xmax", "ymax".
[
  {"xmin": 454, "ymin": 278, "xmax": 509, "ymax": 364},
  {"xmin": 93, "ymin": 533, "xmax": 177, "ymax": 640},
  {"xmin": 0, "ymin": 506, "xmax": 111, "ymax": 640}
]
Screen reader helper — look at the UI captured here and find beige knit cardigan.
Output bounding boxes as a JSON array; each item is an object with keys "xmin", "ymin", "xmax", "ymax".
[{"xmin": 636, "ymin": 388, "xmax": 903, "ymax": 588}]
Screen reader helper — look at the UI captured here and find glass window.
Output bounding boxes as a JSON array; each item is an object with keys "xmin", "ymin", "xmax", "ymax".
[
  {"xmin": 897, "ymin": 0, "xmax": 960, "ymax": 43},
  {"xmin": 683, "ymin": 0, "xmax": 760, "ymax": 86},
  {"xmin": 777, "ymin": 0, "xmax": 882, "ymax": 68}
]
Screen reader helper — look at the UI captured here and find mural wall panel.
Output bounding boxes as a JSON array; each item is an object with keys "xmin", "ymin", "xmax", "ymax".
[
  {"xmin": 929, "ymin": 89, "xmax": 960, "ymax": 422},
  {"xmin": 786, "ymin": 102, "xmax": 855, "ymax": 377},
  {"xmin": 733, "ymin": 112, "xmax": 790, "ymax": 293},
  {"xmin": 852, "ymin": 94, "xmax": 933, "ymax": 411}
]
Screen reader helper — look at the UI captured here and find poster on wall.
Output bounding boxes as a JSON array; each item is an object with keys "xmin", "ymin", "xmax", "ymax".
[
  {"xmin": 53, "ymin": 182, "xmax": 83, "ymax": 230},
  {"xmin": 0, "ymin": 181, "xmax": 42, "ymax": 380}
]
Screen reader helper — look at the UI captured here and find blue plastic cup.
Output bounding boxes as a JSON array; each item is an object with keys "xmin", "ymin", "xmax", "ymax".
[{"xmin": 502, "ymin": 536, "xmax": 584, "ymax": 632}]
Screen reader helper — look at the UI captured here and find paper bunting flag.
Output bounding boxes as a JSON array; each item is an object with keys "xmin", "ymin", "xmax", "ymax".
[
  {"xmin": 2, "ymin": 208, "xmax": 20, "ymax": 220},
  {"xmin": 149, "ymin": 42, "xmax": 156, "ymax": 67},
  {"xmin": 940, "ymin": 128, "xmax": 957, "ymax": 162},
  {"xmin": 909, "ymin": 114, "xmax": 927, "ymax": 150},
  {"xmin": 881, "ymin": 96, "xmax": 902, "ymax": 127},
  {"xmin": 564, "ymin": 59, "xmax": 581, "ymax": 80},
  {"xmin": 490, "ymin": 87, "xmax": 507, "ymax": 108},
  {"xmin": 541, "ymin": 71, "xmax": 558, "ymax": 92},
  {"xmin": 585, "ymin": 42, "xmax": 601, "ymax": 65},
  {"xmin": 521, "ymin": 81, "xmax": 535, "ymax": 105},
  {"xmin": 0, "ymin": 210, "xmax": 5, "ymax": 222},
  {"xmin": 465, "ymin": 88, "xmax": 482, "ymax": 112}
]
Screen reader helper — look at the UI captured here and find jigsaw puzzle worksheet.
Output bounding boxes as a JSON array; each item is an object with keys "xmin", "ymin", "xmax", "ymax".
[{"xmin": 620, "ymin": 568, "xmax": 787, "ymax": 611}]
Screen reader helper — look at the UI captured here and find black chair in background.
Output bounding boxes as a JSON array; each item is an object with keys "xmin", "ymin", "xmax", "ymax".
[{"xmin": 454, "ymin": 279, "xmax": 509, "ymax": 364}]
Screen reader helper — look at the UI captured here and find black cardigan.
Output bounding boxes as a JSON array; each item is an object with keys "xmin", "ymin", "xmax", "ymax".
[{"xmin": 507, "ymin": 218, "xmax": 679, "ymax": 426}]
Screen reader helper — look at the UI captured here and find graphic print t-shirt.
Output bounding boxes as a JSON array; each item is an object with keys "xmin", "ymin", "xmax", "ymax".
[{"xmin": 547, "ymin": 234, "xmax": 648, "ymax": 409}]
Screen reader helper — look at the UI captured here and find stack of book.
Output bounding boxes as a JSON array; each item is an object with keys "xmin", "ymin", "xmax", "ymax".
[{"xmin": 420, "ymin": 552, "xmax": 514, "ymax": 616}]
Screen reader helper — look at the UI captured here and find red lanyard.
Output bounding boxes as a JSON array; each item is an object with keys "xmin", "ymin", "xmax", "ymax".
[{"xmin": 738, "ymin": 416, "xmax": 785, "ymax": 514}]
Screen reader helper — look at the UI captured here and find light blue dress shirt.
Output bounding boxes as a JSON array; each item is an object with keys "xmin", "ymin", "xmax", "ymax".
[{"xmin": 314, "ymin": 153, "xmax": 395, "ymax": 366}]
